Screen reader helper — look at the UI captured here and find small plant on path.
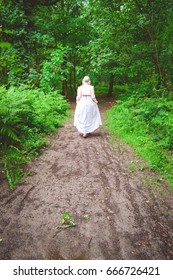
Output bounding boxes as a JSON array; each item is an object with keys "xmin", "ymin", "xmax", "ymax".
[{"xmin": 55, "ymin": 211, "xmax": 76, "ymax": 229}]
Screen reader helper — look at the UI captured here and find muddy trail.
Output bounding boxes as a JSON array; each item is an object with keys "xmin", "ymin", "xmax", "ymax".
[{"xmin": 0, "ymin": 99, "xmax": 173, "ymax": 260}]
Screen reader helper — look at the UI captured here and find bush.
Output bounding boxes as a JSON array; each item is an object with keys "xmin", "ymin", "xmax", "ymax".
[
  {"xmin": 106, "ymin": 92, "xmax": 173, "ymax": 187},
  {"xmin": 0, "ymin": 85, "xmax": 69, "ymax": 189}
]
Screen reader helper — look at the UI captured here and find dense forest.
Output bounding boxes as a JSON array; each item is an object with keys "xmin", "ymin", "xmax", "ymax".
[{"xmin": 0, "ymin": 0, "xmax": 173, "ymax": 188}]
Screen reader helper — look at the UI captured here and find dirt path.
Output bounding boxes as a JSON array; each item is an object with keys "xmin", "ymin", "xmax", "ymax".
[{"xmin": 0, "ymin": 100, "xmax": 173, "ymax": 260}]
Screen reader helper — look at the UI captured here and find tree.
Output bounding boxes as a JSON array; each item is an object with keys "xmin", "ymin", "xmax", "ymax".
[{"xmin": 1, "ymin": 0, "xmax": 173, "ymax": 97}]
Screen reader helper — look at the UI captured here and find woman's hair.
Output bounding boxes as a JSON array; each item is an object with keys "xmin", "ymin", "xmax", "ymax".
[{"xmin": 82, "ymin": 76, "xmax": 91, "ymax": 85}]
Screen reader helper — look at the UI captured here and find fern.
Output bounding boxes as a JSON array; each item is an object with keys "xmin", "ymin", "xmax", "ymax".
[
  {"xmin": 2, "ymin": 146, "xmax": 28, "ymax": 190},
  {"xmin": 4, "ymin": 163, "xmax": 24, "ymax": 190},
  {"xmin": 0, "ymin": 85, "xmax": 68, "ymax": 189}
]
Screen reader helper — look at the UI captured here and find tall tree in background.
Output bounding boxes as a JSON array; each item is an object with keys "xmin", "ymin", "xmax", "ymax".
[
  {"xmin": 85, "ymin": 0, "xmax": 173, "ymax": 96},
  {"xmin": 0, "ymin": 0, "xmax": 91, "ymax": 95},
  {"xmin": 0, "ymin": 0, "xmax": 173, "ymax": 96},
  {"xmin": 133, "ymin": 0, "xmax": 173, "ymax": 94}
]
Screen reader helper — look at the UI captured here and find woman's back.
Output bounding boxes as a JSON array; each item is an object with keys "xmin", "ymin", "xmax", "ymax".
[{"xmin": 78, "ymin": 84, "xmax": 94, "ymax": 97}]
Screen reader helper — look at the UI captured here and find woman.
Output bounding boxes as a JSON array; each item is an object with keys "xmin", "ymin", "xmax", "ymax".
[{"xmin": 74, "ymin": 76, "xmax": 102, "ymax": 138}]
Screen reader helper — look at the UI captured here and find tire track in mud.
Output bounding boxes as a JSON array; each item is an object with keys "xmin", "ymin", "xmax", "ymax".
[{"xmin": 0, "ymin": 101, "xmax": 173, "ymax": 260}]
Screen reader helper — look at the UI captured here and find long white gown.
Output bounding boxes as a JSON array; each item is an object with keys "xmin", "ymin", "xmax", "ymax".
[{"xmin": 74, "ymin": 84, "xmax": 102, "ymax": 134}]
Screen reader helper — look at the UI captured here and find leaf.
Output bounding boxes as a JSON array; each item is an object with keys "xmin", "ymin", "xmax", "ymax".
[
  {"xmin": 61, "ymin": 211, "xmax": 73, "ymax": 224},
  {"xmin": 0, "ymin": 42, "xmax": 11, "ymax": 48},
  {"xmin": 11, "ymin": 67, "xmax": 22, "ymax": 73},
  {"xmin": 4, "ymin": 29, "xmax": 13, "ymax": 34},
  {"xmin": 55, "ymin": 211, "xmax": 77, "ymax": 229}
]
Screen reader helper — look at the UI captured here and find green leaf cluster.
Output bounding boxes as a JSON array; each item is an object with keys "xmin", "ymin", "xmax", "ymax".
[
  {"xmin": 0, "ymin": 85, "xmax": 68, "ymax": 189},
  {"xmin": 106, "ymin": 92, "xmax": 173, "ymax": 187},
  {"xmin": 39, "ymin": 45, "xmax": 71, "ymax": 92}
]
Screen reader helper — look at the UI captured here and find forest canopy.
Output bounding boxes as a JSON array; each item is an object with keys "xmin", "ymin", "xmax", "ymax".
[{"xmin": 0, "ymin": 0, "xmax": 173, "ymax": 96}]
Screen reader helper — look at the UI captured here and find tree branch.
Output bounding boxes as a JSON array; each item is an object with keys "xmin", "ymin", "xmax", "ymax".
[
  {"xmin": 36, "ymin": 0, "xmax": 60, "ymax": 6},
  {"xmin": 13, "ymin": 0, "xmax": 61, "ymax": 7}
]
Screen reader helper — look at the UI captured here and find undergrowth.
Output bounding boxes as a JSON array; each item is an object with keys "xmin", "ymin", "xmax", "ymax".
[
  {"xmin": 0, "ymin": 85, "xmax": 69, "ymax": 189},
  {"xmin": 106, "ymin": 92, "xmax": 173, "ymax": 187}
]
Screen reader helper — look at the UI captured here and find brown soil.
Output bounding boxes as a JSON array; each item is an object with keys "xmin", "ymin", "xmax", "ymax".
[{"xmin": 0, "ymin": 99, "xmax": 173, "ymax": 260}]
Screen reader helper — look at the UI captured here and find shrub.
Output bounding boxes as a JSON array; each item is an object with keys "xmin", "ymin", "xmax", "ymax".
[
  {"xmin": 0, "ymin": 85, "xmax": 68, "ymax": 189},
  {"xmin": 106, "ymin": 92, "xmax": 173, "ymax": 187}
]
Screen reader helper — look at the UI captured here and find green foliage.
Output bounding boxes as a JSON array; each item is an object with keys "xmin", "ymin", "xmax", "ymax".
[
  {"xmin": 94, "ymin": 85, "xmax": 109, "ymax": 94},
  {"xmin": 0, "ymin": 85, "xmax": 68, "ymax": 189},
  {"xmin": 55, "ymin": 211, "xmax": 76, "ymax": 229},
  {"xmin": 40, "ymin": 45, "xmax": 71, "ymax": 92},
  {"xmin": 2, "ymin": 146, "xmax": 28, "ymax": 190},
  {"xmin": 1, "ymin": 0, "xmax": 173, "ymax": 94},
  {"xmin": 106, "ymin": 91, "xmax": 173, "ymax": 187},
  {"xmin": 0, "ymin": 0, "xmax": 92, "ymax": 92},
  {"xmin": 61, "ymin": 211, "xmax": 75, "ymax": 226}
]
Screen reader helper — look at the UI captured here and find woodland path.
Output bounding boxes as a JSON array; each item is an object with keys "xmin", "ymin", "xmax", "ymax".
[{"xmin": 0, "ymin": 99, "xmax": 173, "ymax": 260}]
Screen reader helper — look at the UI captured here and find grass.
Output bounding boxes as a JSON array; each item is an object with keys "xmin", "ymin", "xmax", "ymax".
[{"xmin": 105, "ymin": 95, "xmax": 173, "ymax": 187}]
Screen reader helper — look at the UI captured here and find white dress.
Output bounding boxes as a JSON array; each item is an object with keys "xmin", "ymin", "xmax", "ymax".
[{"xmin": 74, "ymin": 84, "xmax": 102, "ymax": 134}]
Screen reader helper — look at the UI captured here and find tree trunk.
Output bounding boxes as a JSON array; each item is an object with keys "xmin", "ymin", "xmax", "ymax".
[
  {"xmin": 62, "ymin": 80, "xmax": 68, "ymax": 98},
  {"xmin": 73, "ymin": 63, "xmax": 77, "ymax": 94},
  {"xmin": 134, "ymin": 0, "xmax": 170, "ymax": 94},
  {"xmin": 108, "ymin": 73, "xmax": 114, "ymax": 96}
]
